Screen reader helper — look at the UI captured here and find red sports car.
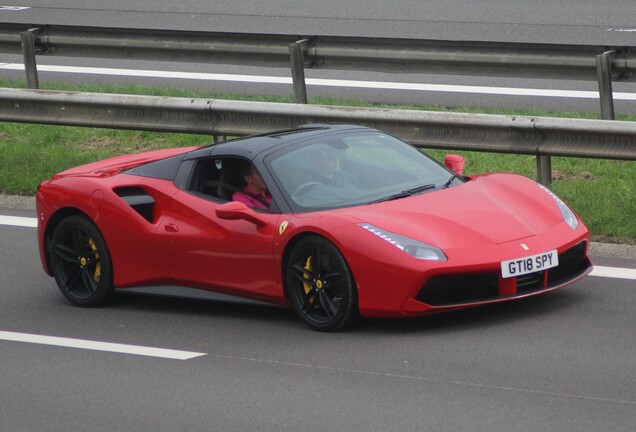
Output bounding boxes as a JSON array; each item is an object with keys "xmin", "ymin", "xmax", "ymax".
[{"xmin": 36, "ymin": 124, "xmax": 592, "ymax": 331}]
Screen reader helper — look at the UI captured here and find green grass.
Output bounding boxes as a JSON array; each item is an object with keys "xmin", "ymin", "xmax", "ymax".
[
  {"xmin": 0, "ymin": 123, "xmax": 211, "ymax": 194},
  {"xmin": 1, "ymin": 79, "xmax": 634, "ymax": 243}
]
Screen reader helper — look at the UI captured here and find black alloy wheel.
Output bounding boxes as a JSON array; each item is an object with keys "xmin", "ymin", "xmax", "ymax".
[
  {"xmin": 286, "ymin": 236, "xmax": 358, "ymax": 331},
  {"xmin": 50, "ymin": 215, "xmax": 114, "ymax": 307}
]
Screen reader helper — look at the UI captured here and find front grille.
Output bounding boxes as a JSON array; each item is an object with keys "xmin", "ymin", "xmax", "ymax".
[
  {"xmin": 416, "ymin": 273, "xmax": 499, "ymax": 306},
  {"xmin": 517, "ymin": 271, "xmax": 545, "ymax": 292},
  {"xmin": 416, "ymin": 241, "xmax": 590, "ymax": 307},
  {"xmin": 548, "ymin": 241, "xmax": 589, "ymax": 286}
]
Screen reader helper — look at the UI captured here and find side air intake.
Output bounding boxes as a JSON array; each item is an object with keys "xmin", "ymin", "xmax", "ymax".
[{"xmin": 113, "ymin": 187, "xmax": 156, "ymax": 223}]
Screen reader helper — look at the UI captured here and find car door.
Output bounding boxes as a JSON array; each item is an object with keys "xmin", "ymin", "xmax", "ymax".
[{"xmin": 157, "ymin": 158, "xmax": 283, "ymax": 302}]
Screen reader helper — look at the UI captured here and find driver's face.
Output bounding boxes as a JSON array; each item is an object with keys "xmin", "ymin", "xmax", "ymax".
[
  {"xmin": 245, "ymin": 168, "xmax": 267, "ymax": 194},
  {"xmin": 319, "ymin": 156, "xmax": 339, "ymax": 175}
]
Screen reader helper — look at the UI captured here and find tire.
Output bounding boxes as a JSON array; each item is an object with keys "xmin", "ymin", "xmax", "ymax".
[
  {"xmin": 50, "ymin": 215, "xmax": 114, "ymax": 307},
  {"xmin": 286, "ymin": 236, "xmax": 358, "ymax": 331}
]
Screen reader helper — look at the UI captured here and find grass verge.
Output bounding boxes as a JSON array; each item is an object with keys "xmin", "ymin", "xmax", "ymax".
[{"xmin": 0, "ymin": 79, "xmax": 634, "ymax": 243}]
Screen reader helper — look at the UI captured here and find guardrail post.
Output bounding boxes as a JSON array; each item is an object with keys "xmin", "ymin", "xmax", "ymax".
[
  {"xmin": 20, "ymin": 28, "xmax": 40, "ymax": 89},
  {"xmin": 289, "ymin": 40, "xmax": 308, "ymax": 104},
  {"xmin": 596, "ymin": 51, "xmax": 616, "ymax": 120},
  {"xmin": 536, "ymin": 155, "xmax": 552, "ymax": 186}
]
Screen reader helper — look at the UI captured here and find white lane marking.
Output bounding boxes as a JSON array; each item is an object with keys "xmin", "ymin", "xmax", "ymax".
[
  {"xmin": 0, "ymin": 215, "xmax": 37, "ymax": 227},
  {"xmin": 218, "ymin": 353, "xmax": 636, "ymax": 406},
  {"xmin": 0, "ymin": 331, "xmax": 206, "ymax": 360},
  {"xmin": 0, "ymin": 6, "xmax": 31, "ymax": 10},
  {"xmin": 2, "ymin": 214, "xmax": 635, "ymax": 280},
  {"xmin": 2, "ymin": 63, "xmax": 636, "ymax": 100},
  {"xmin": 590, "ymin": 265, "xmax": 636, "ymax": 280}
]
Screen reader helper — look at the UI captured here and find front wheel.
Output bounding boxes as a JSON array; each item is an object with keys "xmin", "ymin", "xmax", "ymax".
[
  {"xmin": 286, "ymin": 236, "xmax": 358, "ymax": 331},
  {"xmin": 50, "ymin": 215, "xmax": 114, "ymax": 307}
]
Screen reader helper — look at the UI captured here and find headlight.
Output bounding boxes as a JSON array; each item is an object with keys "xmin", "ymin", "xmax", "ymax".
[
  {"xmin": 537, "ymin": 184, "xmax": 579, "ymax": 230},
  {"xmin": 359, "ymin": 223, "xmax": 447, "ymax": 261}
]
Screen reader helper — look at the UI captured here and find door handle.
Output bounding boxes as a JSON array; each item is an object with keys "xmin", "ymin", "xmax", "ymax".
[{"xmin": 164, "ymin": 223, "xmax": 179, "ymax": 233}]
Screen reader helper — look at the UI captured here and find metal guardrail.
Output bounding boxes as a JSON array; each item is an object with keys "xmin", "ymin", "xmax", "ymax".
[
  {"xmin": 1, "ymin": 88, "xmax": 635, "ymax": 185},
  {"xmin": 1, "ymin": 23, "xmax": 633, "ymax": 79},
  {"xmin": 0, "ymin": 23, "xmax": 634, "ymax": 114}
]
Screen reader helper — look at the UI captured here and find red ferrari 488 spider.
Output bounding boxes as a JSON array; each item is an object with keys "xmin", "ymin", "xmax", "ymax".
[{"xmin": 37, "ymin": 124, "xmax": 592, "ymax": 330}]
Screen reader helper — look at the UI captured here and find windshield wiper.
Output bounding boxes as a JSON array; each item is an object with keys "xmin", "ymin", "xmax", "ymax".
[
  {"xmin": 441, "ymin": 174, "xmax": 462, "ymax": 189},
  {"xmin": 370, "ymin": 184, "xmax": 436, "ymax": 204}
]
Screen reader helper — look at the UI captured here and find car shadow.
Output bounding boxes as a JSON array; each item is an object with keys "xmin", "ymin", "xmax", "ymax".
[
  {"xmin": 357, "ymin": 288, "xmax": 588, "ymax": 335},
  {"xmin": 107, "ymin": 285, "xmax": 588, "ymax": 334},
  {"xmin": 112, "ymin": 289, "xmax": 296, "ymax": 326}
]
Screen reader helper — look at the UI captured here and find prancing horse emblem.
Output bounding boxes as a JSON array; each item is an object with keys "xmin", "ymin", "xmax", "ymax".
[{"xmin": 279, "ymin": 221, "xmax": 289, "ymax": 235}]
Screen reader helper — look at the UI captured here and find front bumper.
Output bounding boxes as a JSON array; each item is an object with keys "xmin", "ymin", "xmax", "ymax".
[
  {"xmin": 347, "ymin": 227, "xmax": 591, "ymax": 318},
  {"xmin": 399, "ymin": 240, "xmax": 591, "ymax": 314}
]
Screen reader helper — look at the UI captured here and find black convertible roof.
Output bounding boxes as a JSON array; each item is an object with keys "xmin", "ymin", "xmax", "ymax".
[
  {"xmin": 126, "ymin": 124, "xmax": 372, "ymax": 180},
  {"xmin": 186, "ymin": 123, "xmax": 370, "ymax": 160}
]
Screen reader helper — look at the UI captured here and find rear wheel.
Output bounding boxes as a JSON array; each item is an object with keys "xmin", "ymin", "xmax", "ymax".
[
  {"xmin": 50, "ymin": 215, "xmax": 114, "ymax": 307},
  {"xmin": 286, "ymin": 236, "xmax": 357, "ymax": 331}
]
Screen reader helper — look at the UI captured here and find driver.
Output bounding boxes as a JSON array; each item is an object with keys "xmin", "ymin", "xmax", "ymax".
[
  {"xmin": 312, "ymin": 148, "xmax": 359, "ymax": 187},
  {"xmin": 232, "ymin": 163, "xmax": 272, "ymax": 210}
]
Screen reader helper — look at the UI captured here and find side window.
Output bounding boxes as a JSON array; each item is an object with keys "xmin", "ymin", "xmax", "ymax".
[
  {"xmin": 187, "ymin": 157, "xmax": 261, "ymax": 205},
  {"xmin": 217, "ymin": 158, "xmax": 251, "ymax": 201},
  {"xmin": 188, "ymin": 158, "xmax": 222, "ymax": 198}
]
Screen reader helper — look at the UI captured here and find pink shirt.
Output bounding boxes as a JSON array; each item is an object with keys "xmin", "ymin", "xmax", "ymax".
[{"xmin": 232, "ymin": 186, "xmax": 272, "ymax": 210}]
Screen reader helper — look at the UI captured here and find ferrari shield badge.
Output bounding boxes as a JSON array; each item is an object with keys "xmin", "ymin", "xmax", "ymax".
[{"xmin": 279, "ymin": 221, "xmax": 289, "ymax": 235}]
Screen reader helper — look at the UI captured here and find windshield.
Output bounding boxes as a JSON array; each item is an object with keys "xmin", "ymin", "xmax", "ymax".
[{"xmin": 267, "ymin": 130, "xmax": 460, "ymax": 211}]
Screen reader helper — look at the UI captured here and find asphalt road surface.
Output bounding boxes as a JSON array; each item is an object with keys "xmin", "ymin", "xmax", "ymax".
[
  {"xmin": 1, "ymin": 1, "xmax": 636, "ymax": 114},
  {"xmin": 2, "ymin": 1, "xmax": 635, "ymax": 43},
  {"xmin": 1, "ymin": 198, "xmax": 635, "ymax": 431}
]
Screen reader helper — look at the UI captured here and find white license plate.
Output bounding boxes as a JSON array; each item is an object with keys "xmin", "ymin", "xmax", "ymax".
[{"xmin": 501, "ymin": 250, "xmax": 558, "ymax": 278}]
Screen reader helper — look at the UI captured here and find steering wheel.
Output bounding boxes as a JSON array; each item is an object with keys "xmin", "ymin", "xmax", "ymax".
[{"xmin": 292, "ymin": 181, "xmax": 322, "ymax": 198}]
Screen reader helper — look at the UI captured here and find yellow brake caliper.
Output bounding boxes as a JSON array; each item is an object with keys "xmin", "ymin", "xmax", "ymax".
[
  {"xmin": 88, "ymin": 238, "xmax": 101, "ymax": 283},
  {"xmin": 303, "ymin": 256, "xmax": 316, "ymax": 305}
]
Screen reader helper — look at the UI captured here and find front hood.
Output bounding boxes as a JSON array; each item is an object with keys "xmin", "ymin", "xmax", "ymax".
[
  {"xmin": 52, "ymin": 147, "xmax": 198, "ymax": 179},
  {"xmin": 340, "ymin": 174, "xmax": 567, "ymax": 247}
]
